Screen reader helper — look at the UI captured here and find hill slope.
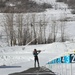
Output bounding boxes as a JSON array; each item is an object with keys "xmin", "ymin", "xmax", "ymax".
[{"xmin": 0, "ymin": 0, "xmax": 52, "ymax": 13}]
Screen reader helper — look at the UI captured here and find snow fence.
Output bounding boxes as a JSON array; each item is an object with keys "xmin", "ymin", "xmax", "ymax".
[{"xmin": 46, "ymin": 51, "xmax": 75, "ymax": 75}]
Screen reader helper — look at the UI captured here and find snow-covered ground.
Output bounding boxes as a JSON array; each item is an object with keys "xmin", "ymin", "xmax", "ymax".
[{"xmin": 0, "ymin": 42, "xmax": 75, "ymax": 75}]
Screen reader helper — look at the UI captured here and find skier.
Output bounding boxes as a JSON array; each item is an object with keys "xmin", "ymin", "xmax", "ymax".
[{"xmin": 33, "ymin": 49, "xmax": 41, "ymax": 68}]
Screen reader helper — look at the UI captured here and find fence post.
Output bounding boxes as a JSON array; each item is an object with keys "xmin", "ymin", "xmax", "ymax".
[{"xmin": 70, "ymin": 63, "xmax": 72, "ymax": 75}]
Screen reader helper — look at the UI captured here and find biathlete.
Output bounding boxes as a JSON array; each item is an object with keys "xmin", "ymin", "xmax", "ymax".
[{"xmin": 33, "ymin": 49, "xmax": 41, "ymax": 68}]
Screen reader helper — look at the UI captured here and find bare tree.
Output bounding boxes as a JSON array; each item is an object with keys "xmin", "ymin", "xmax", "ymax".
[
  {"xmin": 42, "ymin": 14, "xmax": 47, "ymax": 44},
  {"xmin": 47, "ymin": 23, "xmax": 53, "ymax": 43},
  {"xmin": 59, "ymin": 13, "xmax": 67, "ymax": 42},
  {"xmin": 24, "ymin": 14, "xmax": 32, "ymax": 45},
  {"xmin": 3, "ymin": 18, "xmax": 10, "ymax": 46},
  {"xmin": 38, "ymin": 19, "xmax": 43, "ymax": 44},
  {"xmin": 60, "ymin": 20, "xmax": 66, "ymax": 42},
  {"xmin": 51, "ymin": 20, "xmax": 58, "ymax": 42},
  {"xmin": 4, "ymin": 13, "xmax": 15, "ymax": 46},
  {"xmin": 31, "ymin": 14, "xmax": 37, "ymax": 44},
  {"xmin": 16, "ymin": 14, "xmax": 23, "ymax": 45}
]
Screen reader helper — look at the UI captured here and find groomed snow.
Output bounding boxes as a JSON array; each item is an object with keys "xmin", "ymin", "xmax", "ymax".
[{"xmin": 0, "ymin": 42, "xmax": 75, "ymax": 75}]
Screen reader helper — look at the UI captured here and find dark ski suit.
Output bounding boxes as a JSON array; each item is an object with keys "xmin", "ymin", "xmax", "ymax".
[{"xmin": 33, "ymin": 49, "xmax": 41, "ymax": 67}]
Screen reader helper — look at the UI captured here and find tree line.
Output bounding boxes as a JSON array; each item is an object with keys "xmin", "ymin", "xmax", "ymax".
[{"xmin": 3, "ymin": 13, "xmax": 68, "ymax": 46}]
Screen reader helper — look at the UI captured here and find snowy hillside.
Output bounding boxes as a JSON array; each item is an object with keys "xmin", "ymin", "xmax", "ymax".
[{"xmin": 0, "ymin": 1, "xmax": 75, "ymax": 46}]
